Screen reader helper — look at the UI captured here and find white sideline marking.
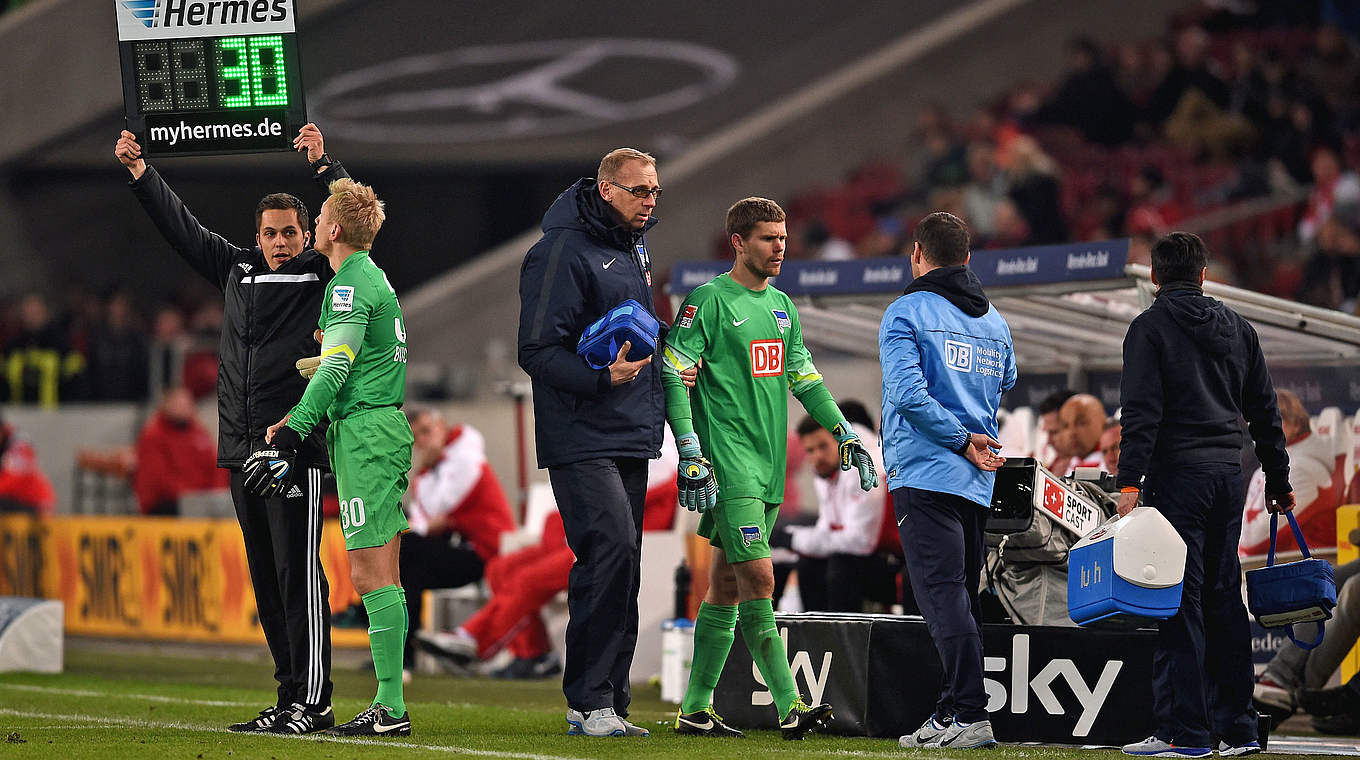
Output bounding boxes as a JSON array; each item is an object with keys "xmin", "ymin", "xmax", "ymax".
[
  {"xmin": 0, "ymin": 708, "xmax": 595, "ymax": 760},
  {"xmin": 0, "ymin": 683, "xmax": 252, "ymax": 707}
]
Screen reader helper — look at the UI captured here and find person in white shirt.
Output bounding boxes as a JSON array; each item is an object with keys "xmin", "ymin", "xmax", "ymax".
[{"xmin": 770, "ymin": 402, "xmax": 900, "ymax": 612}]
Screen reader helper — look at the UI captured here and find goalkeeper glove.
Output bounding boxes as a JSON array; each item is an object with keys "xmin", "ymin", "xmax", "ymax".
[
  {"xmin": 833, "ymin": 422, "xmax": 879, "ymax": 492},
  {"xmin": 243, "ymin": 425, "xmax": 302, "ymax": 498},
  {"xmin": 676, "ymin": 432, "xmax": 718, "ymax": 513},
  {"xmin": 296, "ymin": 355, "xmax": 321, "ymax": 379}
]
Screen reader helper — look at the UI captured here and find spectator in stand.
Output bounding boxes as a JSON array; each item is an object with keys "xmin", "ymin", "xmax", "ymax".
[
  {"xmin": 0, "ymin": 408, "xmax": 55, "ymax": 516},
  {"xmin": 1299, "ymin": 175, "xmax": 1360, "ymax": 311},
  {"xmin": 1299, "ymin": 146, "xmax": 1360, "ymax": 244},
  {"xmin": 803, "ymin": 219, "xmax": 854, "ymax": 261},
  {"xmin": 769, "ymin": 407, "xmax": 896, "ymax": 613},
  {"xmin": 1034, "ymin": 37, "xmax": 1134, "ymax": 146},
  {"xmin": 1052, "ymin": 394, "xmax": 1108, "ymax": 476},
  {"xmin": 399, "ymin": 409, "xmax": 515, "ymax": 670},
  {"xmin": 1239, "ymin": 389, "xmax": 1343, "ymax": 556},
  {"xmin": 1002, "ymin": 136, "xmax": 1067, "ymax": 245},
  {"xmin": 1300, "ymin": 25, "xmax": 1360, "ymax": 129},
  {"xmin": 961, "ymin": 142, "xmax": 1004, "ymax": 240},
  {"xmin": 134, "ymin": 386, "xmax": 224, "ymax": 515},
  {"xmin": 148, "ymin": 304, "xmax": 189, "ymax": 396},
  {"xmin": 1099, "ymin": 416, "xmax": 1121, "ymax": 476},
  {"xmin": 3, "ymin": 293, "xmax": 88, "ymax": 407},
  {"xmin": 1145, "ymin": 26, "xmax": 1231, "ymax": 130},
  {"xmin": 1037, "ymin": 389, "xmax": 1075, "ymax": 473},
  {"xmin": 87, "ymin": 291, "xmax": 150, "ymax": 402},
  {"xmin": 1126, "ymin": 166, "xmax": 1185, "ymax": 239}
]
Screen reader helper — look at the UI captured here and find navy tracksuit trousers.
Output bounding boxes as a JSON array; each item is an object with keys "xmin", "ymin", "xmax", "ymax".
[
  {"xmin": 1144, "ymin": 464, "xmax": 1258, "ymax": 748},
  {"xmin": 895, "ymin": 487, "xmax": 989, "ymax": 723}
]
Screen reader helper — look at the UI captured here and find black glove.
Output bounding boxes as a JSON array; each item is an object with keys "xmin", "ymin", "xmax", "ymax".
[
  {"xmin": 242, "ymin": 426, "xmax": 302, "ymax": 498},
  {"xmin": 768, "ymin": 526, "xmax": 794, "ymax": 551}
]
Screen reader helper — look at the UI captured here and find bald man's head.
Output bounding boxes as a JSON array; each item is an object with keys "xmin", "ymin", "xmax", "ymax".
[{"xmin": 1055, "ymin": 394, "xmax": 1106, "ymax": 458}]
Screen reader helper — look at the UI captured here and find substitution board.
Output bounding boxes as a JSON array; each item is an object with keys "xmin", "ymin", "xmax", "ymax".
[{"xmin": 115, "ymin": 0, "xmax": 307, "ymax": 156}]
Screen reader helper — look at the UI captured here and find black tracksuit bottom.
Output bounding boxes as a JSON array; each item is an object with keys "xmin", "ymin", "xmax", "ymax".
[
  {"xmin": 895, "ymin": 486, "xmax": 988, "ymax": 724},
  {"xmin": 1144, "ymin": 464, "xmax": 1257, "ymax": 748},
  {"xmin": 548, "ymin": 457, "xmax": 647, "ymax": 715},
  {"xmin": 229, "ymin": 466, "xmax": 333, "ymax": 710}
]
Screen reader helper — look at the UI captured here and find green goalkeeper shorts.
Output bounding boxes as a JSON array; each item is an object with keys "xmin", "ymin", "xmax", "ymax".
[
  {"xmin": 697, "ymin": 497, "xmax": 779, "ymax": 563},
  {"xmin": 327, "ymin": 406, "xmax": 413, "ymax": 551}
]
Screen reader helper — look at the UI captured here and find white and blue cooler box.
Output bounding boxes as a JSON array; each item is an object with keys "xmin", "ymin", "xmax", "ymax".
[{"xmin": 1069, "ymin": 507, "xmax": 1187, "ymax": 626}]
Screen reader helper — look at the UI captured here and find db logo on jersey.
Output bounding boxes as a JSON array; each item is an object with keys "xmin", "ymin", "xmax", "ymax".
[
  {"xmin": 750, "ymin": 340, "xmax": 784, "ymax": 377},
  {"xmin": 945, "ymin": 339, "xmax": 972, "ymax": 372}
]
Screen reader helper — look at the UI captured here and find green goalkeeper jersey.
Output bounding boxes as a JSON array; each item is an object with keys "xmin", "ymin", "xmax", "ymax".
[
  {"xmin": 286, "ymin": 251, "xmax": 408, "ymax": 436},
  {"xmin": 662, "ymin": 274, "xmax": 824, "ymax": 503}
]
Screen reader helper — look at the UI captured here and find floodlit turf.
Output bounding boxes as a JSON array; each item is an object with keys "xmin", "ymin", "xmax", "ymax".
[{"xmin": 0, "ymin": 646, "xmax": 1120, "ymax": 760}]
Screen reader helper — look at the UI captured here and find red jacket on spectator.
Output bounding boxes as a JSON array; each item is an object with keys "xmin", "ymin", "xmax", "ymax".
[
  {"xmin": 407, "ymin": 425, "xmax": 516, "ymax": 561},
  {"xmin": 134, "ymin": 411, "xmax": 223, "ymax": 515},
  {"xmin": 1240, "ymin": 431, "xmax": 1343, "ymax": 556},
  {"xmin": 0, "ymin": 425, "xmax": 55, "ymax": 516}
]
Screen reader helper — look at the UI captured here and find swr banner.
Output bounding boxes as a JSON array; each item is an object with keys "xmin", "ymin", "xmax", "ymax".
[{"xmin": 0, "ymin": 514, "xmax": 368, "ymax": 646}]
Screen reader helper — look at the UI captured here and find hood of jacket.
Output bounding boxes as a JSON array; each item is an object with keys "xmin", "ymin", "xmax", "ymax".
[
  {"xmin": 1157, "ymin": 281, "xmax": 1236, "ymax": 355},
  {"xmin": 904, "ymin": 265, "xmax": 990, "ymax": 317},
  {"xmin": 541, "ymin": 178, "xmax": 658, "ymax": 252}
]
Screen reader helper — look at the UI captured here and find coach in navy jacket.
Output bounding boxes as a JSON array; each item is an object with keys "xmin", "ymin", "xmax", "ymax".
[
  {"xmin": 1115, "ymin": 232, "xmax": 1293, "ymax": 757},
  {"xmin": 517, "ymin": 149, "xmax": 663, "ymax": 736},
  {"xmin": 880, "ymin": 212, "xmax": 1015, "ymax": 749}
]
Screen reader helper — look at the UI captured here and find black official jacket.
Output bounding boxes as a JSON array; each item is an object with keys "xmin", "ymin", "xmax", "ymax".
[
  {"xmin": 129, "ymin": 162, "xmax": 351, "ymax": 470},
  {"xmin": 517, "ymin": 179, "xmax": 665, "ymax": 468},
  {"xmin": 1117, "ymin": 282, "xmax": 1291, "ymax": 494}
]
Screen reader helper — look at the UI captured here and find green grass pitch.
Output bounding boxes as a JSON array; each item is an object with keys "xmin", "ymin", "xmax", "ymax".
[{"xmin": 0, "ymin": 644, "xmax": 1136, "ymax": 759}]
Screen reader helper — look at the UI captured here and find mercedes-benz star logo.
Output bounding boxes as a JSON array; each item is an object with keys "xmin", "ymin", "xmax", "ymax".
[{"xmin": 310, "ymin": 38, "xmax": 740, "ymax": 144}]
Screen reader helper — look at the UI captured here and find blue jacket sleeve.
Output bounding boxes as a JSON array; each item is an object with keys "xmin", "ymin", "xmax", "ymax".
[
  {"xmin": 517, "ymin": 233, "xmax": 611, "ymax": 396},
  {"xmin": 879, "ymin": 303, "xmax": 970, "ymax": 452},
  {"xmin": 1116, "ymin": 316, "xmax": 1162, "ymax": 490}
]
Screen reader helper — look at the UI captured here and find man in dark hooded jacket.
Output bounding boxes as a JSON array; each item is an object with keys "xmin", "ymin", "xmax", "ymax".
[
  {"xmin": 1116, "ymin": 231, "xmax": 1294, "ymax": 758},
  {"xmin": 517, "ymin": 148, "xmax": 664, "ymax": 738}
]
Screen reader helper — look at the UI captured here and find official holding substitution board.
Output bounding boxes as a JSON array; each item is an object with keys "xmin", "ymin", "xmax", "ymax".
[{"xmin": 116, "ymin": 125, "xmax": 346, "ymax": 734}]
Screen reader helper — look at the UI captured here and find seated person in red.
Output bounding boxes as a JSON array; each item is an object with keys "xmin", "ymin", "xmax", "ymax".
[
  {"xmin": 401, "ymin": 408, "xmax": 516, "ymax": 674},
  {"xmin": 0, "ymin": 410, "xmax": 56, "ymax": 516},
  {"xmin": 134, "ymin": 387, "xmax": 225, "ymax": 515},
  {"xmin": 1240, "ymin": 389, "xmax": 1342, "ymax": 556}
]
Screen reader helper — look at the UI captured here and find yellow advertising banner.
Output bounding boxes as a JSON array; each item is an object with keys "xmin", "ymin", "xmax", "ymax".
[{"xmin": 0, "ymin": 514, "xmax": 370, "ymax": 647}]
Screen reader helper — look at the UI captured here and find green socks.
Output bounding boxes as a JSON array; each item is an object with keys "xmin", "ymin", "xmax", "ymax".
[
  {"xmin": 680, "ymin": 603, "xmax": 738, "ymax": 714},
  {"xmin": 738, "ymin": 598, "xmax": 798, "ymax": 720},
  {"xmin": 362, "ymin": 584, "xmax": 407, "ymax": 717}
]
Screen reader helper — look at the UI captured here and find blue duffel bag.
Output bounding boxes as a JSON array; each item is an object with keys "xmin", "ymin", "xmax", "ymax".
[
  {"xmin": 1245, "ymin": 510, "xmax": 1337, "ymax": 650},
  {"xmin": 576, "ymin": 299, "xmax": 660, "ymax": 370}
]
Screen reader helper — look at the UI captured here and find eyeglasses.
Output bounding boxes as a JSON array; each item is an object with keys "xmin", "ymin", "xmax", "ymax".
[{"xmin": 608, "ymin": 181, "xmax": 663, "ymax": 200}]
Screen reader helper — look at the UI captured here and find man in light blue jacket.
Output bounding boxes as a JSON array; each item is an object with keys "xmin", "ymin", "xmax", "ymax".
[{"xmin": 880, "ymin": 212, "xmax": 1016, "ymax": 750}]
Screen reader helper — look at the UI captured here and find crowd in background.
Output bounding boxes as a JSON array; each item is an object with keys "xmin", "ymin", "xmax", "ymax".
[
  {"xmin": 736, "ymin": 2, "xmax": 1360, "ymax": 314},
  {"xmin": 0, "ymin": 281, "xmax": 222, "ymax": 407}
]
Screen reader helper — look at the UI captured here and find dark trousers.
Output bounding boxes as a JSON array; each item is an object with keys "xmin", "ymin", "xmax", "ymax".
[
  {"xmin": 798, "ymin": 552, "xmax": 901, "ymax": 612},
  {"xmin": 895, "ymin": 487, "xmax": 988, "ymax": 723},
  {"xmin": 1145, "ymin": 465, "xmax": 1257, "ymax": 748},
  {"xmin": 229, "ymin": 467, "xmax": 333, "ymax": 709},
  {"xmin": 549, "ymin": 457, "xmax": 647, "ymax": 714},
  {"xmin": 398, "ymin": 532, "xmax": 484, "ymax": 665}
]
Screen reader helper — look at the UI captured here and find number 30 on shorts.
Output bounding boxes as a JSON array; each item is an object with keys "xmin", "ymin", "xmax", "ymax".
[{"xmin": 340, "ymin": 497, "xmax": 366, "ymax": 530}]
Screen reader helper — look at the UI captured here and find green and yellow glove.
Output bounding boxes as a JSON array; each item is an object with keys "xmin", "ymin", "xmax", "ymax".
[
  {"xmin": 833, "ymin": 422, "xmax": 879, "ymax": 492},
  {"xmin": 676, "ymin": 432, "xmax": 719, "ymax": 513}
]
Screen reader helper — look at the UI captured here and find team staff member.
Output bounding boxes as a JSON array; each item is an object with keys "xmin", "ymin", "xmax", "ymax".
[
  {"xmin": 255, "ymin": 178, "xmax": 413, "ymax": 737},
  {"xmin": 517, "ymin": 148, "xmax": 663, "ymax": 738},
  {"xmin": 1117, "ymin": 232, "xmax": 1292, "ymax": 759},
  {"xmin": 115, "ymin": 126, "xmax": 347, "ymax": 734},
  {"xmin": 881, "ymin": 212, "xmax": 1015, "ymax": 751},
  {"xmin": 662, "ymin": 197, "xmax": 872, "ymax": 739}
]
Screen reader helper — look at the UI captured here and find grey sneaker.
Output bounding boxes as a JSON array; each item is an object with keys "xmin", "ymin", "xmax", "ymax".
[
  {"xmin": 930, "ymin": 718, "xmax": 997, "ymax": 749},
  {"xmin": 1122, "ymin": 736, "xmax": 1210, "ymax": 757},
  {"xmin": 899, "ymin": 714, "xmax": 950, "ymax": 748},
  {"xmin": 620, "ymin": 718, "xmax": 650, "ymax": 737},
  {"xmin": 1215, "ymin": 741, "xmax": 1262, "ymax": 757},
  {"xmin": 565, "ymin": 707, "xmax": 628, "ymax": 737}
]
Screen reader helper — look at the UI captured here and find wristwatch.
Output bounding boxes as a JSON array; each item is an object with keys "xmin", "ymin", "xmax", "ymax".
[{"xmin": 310, "ymin": 153, "xmax": 333, "ymax": 172}]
